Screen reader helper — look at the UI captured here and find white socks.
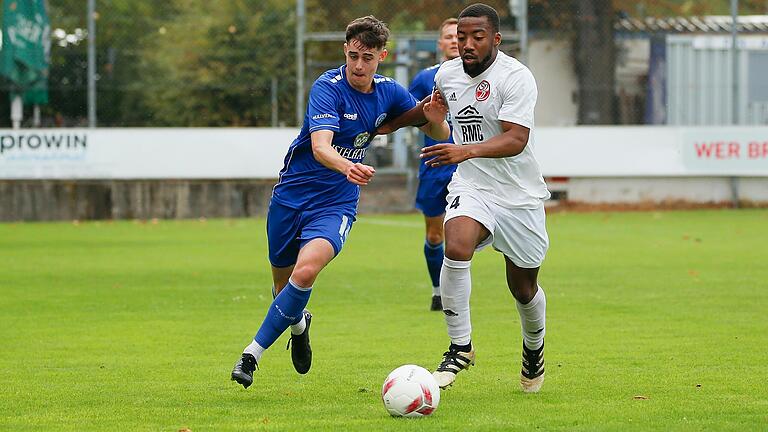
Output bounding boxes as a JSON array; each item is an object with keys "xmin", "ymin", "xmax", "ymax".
[
  {"xmin": 432, "ymin": 285, "xmax": 440, "ymax": 296},
  {"xmin": 243, "ymin": 339, "xmax": 266, "ymax": 362},
  {"xmin": 440, "ymin": 256, "xmax": 545, "ymax": 351},
  {"xmin": 290, "ymin": 315, "xmax": 306, "ymax": 335},
  {"xmin": 515, "ymin": 286, "xmax": 546, "ymax": 350},
  {"xmin": 440, "ymin": 257, "xmax": 473, "ymax": 346}
]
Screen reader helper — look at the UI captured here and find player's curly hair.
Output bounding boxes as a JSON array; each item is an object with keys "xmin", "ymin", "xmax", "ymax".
[
  {"xmin": 459, "ymin": 3, "xmax": 500, "ymax": 34},
  {"xmin": 345, "ymin": 15, "xmax": 390, "ymax": 50}
]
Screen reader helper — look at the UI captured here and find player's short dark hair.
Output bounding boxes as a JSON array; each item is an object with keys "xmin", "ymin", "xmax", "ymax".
[
  {"xmin": 345, "ymin": 16, "xmax": 390, "ymax": 50},
  {"xmin": 439, "ymin": 17, "xmax": 458, "ymax": 33},
  {"xmin": 459, "ymin": 3, "xmax": 500, "ymax": 34}
]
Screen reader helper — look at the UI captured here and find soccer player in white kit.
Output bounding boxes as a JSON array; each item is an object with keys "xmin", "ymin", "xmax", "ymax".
[{"xmin": 420, "ymin": 3, "xmax": 550, "ymax": 393}]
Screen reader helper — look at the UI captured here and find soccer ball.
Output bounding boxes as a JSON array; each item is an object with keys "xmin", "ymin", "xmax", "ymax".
[{"xmin": 381, "ymin": 364, "xmax": 440, "ymax": 417}]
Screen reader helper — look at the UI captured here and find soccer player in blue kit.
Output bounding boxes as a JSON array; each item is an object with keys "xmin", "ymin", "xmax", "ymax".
[
  {"xmin": 408, "ymin": 18, "xmax": 459, "ymax": 311},
  {"xmin": 231, "ymin": 15, "xmax": 449, "ymax": 389}
]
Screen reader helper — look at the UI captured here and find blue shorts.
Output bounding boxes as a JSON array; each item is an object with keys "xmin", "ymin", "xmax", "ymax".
[
  {"xmin": 266, "ymin": 200, "xmax": 356, "ymax": 268},
  {"xmin": 415, "ymin": 175, "xmax": 452, "ymax": 218}
]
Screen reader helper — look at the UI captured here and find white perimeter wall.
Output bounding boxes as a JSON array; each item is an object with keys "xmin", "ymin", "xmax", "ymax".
[{"xmin": 561, "ymin": 177, "xmax": 768, "ymax": 203}]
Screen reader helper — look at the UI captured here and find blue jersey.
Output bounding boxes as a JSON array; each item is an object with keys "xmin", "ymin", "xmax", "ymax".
[
  {"xmin": 272, "ymin": 66, "xmax": 417, "ymax": 213},
  {"xmin": 409, "ymin": 63, "xmax": 456, "ymax": 180}
]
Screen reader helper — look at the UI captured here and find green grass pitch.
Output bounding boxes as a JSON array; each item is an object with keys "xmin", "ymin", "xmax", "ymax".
[{"xmin": 1, "ymin": 210, "xmax": 767, "ymax": 431}]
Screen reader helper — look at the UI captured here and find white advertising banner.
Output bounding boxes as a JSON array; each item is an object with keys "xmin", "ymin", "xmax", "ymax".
[
  {"xmin": 534, "ymin": 126, "xmax": 768, "ymax": 177},
  {"xmin": 0, "ymin": 126, "xmax": 766, "ymax": 179},
  {"xmin": 0, "ymin": 128, "xmax": 294, "ymax": 179}
]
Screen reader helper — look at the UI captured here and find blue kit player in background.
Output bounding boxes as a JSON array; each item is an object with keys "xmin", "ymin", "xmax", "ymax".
[
  {"xmin": 231, "ymin": 15, "xmax": 450, "ymax": 389},
  {"xmin": 408, "ymin": 18, "xmax": 460, "ymax": 311}
]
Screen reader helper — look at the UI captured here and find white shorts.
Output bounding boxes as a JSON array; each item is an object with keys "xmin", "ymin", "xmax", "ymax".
[{"xmin": 444, "ymin": 178, "xmax": 549, "ymax": 268}]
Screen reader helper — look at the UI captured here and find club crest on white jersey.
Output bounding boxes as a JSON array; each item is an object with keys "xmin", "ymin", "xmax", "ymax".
[{"xmin": 475, "ymin": 80, "xmax": 491, "ymax": 101}]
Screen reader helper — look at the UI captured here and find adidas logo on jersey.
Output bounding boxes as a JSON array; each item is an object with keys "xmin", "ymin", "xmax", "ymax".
[{"xmin": 448, "ymin": 92, "xmax": 457, "ymax": 101}]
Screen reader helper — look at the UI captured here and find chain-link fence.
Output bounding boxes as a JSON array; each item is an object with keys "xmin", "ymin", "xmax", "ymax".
[
  {"xmin": 297, "ymin": 1, "xmax": 522, "ymax": 173},
  {"xmin": 1, "ymin": 0, "xmax": 766, "ymax": 130}
]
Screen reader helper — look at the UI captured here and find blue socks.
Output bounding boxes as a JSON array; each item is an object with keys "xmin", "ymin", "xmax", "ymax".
[
  {"xmin": 254, "ymin": 279, "xmax": 312, "ymax": 350},
  {"xmin": 272, "ymin": 284, "xmax": 304, "ymax": 325},
  {"xmin": 424, "ymin": 240, "xmax": 444, "ymax": 293}
]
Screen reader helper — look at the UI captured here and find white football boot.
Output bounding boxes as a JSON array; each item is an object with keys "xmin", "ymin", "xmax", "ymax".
[
  {"xmin": 432, "ymin": 346, "xmax": 475, "ymax": 389},
  {"xmin": 520, "ymin": 342, "xmax": 545, "ymax": 393}
]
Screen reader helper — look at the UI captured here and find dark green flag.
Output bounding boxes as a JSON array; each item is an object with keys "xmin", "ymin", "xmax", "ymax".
[{"xmin": 0, "ymin": 0, "xmax": 50, "ymax": 104}]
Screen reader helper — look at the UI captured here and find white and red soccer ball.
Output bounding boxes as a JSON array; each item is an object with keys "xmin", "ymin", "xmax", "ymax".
[{"xmin": 381, "ymin": 365, "xmax": 440, "ymax": 417}]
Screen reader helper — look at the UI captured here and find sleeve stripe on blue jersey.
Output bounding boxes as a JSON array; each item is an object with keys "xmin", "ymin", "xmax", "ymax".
[{"xmin": 309, "ymin": 125, "xmax": 340, "ymax": 132}]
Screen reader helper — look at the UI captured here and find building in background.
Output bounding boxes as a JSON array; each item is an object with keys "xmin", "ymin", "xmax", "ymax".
[{"xmin": 522, "ymin": 15, "xmax": 768, "ymax": 126}]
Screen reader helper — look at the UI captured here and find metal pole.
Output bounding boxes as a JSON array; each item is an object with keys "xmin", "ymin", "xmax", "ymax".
[
  {"xmin": 271, "ymin": 77, "xmax": 278, "ymax": 127},
  {"xmin": 87, "ymin": 0, "xmax": 96, "ymax": 128},
  {"xmin": 508, "ymin": 0, "xmax": 528, "ymax": 63},
  {"xmin": 520, "ymin": 0, "xmax": 528, "ymax": 64},
  {"xmin": 729, "ymin": 0, "xmax": 740, "ymax": 207},
  {"xmin": 730, "ymin": 0, "xmax": 739, "ymax": 125},
  {"xmin": 393, "ymin": 38, "xmax": 410, "ymax": 171},
  {"xmin": 295, "ymin": 0, "xmax": 305, "ymax": 126},
  {"xmin": 11, "ymin": 95, "xmax": 22, "ymax": 129}
]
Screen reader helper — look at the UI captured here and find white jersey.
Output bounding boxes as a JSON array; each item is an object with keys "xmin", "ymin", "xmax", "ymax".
[{"xmin": 434, "ymin": 51, "xmax": 550, "ymax": 208}]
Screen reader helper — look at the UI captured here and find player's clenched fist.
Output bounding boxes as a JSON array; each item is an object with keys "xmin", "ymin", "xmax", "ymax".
[{"xmin": 345, "ymin": 163, "xmax": 376, "ymax": 186}]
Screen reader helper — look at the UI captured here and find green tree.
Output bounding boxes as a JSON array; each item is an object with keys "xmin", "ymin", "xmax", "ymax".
[
  {"xmin": 138, "ymin": 0, "xmax": 295, "ymax": 126},
  {"xmin": 95, "ymin": 0, "xmax": 178, "ymax": 126},
  {"xmin": 44, "ymin": 0, "xmax": 176, "ymax": 126}
]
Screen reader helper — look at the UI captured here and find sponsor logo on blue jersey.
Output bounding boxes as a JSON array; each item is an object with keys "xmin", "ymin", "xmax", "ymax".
[{"xmin": 353, "ymin": 132, "xmax": 370, "ymax": 149}]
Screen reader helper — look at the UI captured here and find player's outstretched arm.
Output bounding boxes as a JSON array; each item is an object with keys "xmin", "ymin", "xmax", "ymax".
[
  {"xmin": 420, "ymin": 121, "xmax": 530, "ymax": 167},
  {"xmin": 311, "ymin": 130, "xmax": 375, "ymax": 186},
  {"xmin": 419, "ymin": 89, "xmax": 450, "ymax": 141},
  {"xmin": 376, "ymin": 96, "xmax": 431, "ymax": 135}
]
